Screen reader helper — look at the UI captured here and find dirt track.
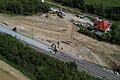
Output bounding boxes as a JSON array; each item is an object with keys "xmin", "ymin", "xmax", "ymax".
[
  {"xmin": 0, "ymin": 14, "xmax": 120, "ymax": 68},
  {"xmin": 0, "ymin": 60, "xmax": 29, "ymax": 80}
]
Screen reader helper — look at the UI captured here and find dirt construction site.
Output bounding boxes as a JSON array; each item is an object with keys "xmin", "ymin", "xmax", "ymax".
[{"xmin": 0, "ymin": 13, "xmax": 120, "ymax": 69}]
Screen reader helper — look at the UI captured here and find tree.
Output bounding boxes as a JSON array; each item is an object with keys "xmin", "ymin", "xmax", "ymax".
[
  {"xmin": 0, "ymin": 0, "xmax": 50, "ymax": 15},
  {"xmin": 111, "ymin": 23, "xmax": 120, "ymax": 43},
  {"xmin": 0, "ymin": 33, "xmax": 100, "ymax": 80}
]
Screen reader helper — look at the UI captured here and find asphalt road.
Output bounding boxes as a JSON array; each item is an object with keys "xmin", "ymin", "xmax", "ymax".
[{"xmin": 0, "ymin": 25, "xmax": 120, "ymax": 80}]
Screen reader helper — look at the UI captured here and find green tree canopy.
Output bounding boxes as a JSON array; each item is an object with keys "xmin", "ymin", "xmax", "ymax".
[{"xmin": 0, "ymin": 0, "xmax": 50, "ymax": 15}]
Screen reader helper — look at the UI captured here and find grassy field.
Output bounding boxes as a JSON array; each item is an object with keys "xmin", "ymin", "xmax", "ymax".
[{"xmin": 85, "ymin": 0, "xmax": 120, "ymax": 7}]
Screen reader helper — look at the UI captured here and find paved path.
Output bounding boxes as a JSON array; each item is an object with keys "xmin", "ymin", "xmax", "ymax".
[
  {"xmin": 0, "ymin": 25, "xmax": 120, "ymax": 80},
  {"xmin": 50, "ymin": 7, "xmax": 94, "ymax": 26}
]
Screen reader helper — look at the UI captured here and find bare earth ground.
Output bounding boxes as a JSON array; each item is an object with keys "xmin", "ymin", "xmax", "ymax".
[
  {"xmin": 0, "ymin": 14, "xmax": 120, "ymax": 69},
  {"xmin": 0, "ymin": 60, "xmax": 29, "ymax": 80}
]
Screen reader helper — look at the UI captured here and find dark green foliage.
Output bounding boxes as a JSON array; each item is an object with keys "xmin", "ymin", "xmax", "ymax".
[
  {"xmin": 110, "ymin": 23, "xmax": 120, "ymax": 43},
  {"xmin": 78, "ymin": 27, "xmax": 97, "ymax": 39},
  {"xmin": 53, "ymin": 0, "xmax": 120, "ymax": 21},
  {"xmin": 86, "ymin": 4, "xmax": 120, "ymax": 21},
  {"xmin": 0, "ymin": 33, "xmax": 99, "ymax": 80},
  {"xmin": 101, "ymin": 23, "xmax": 120, "ymax": 44},
  {"xmin": 0, "ymin": 0, "xmax": 50, "ymax": 15},
  {"xmin": 54, "ymin": 0, "xmax": 86, "ymax": 11},
  {"xmin": 85, "ymin": 0, "xmax": 120, "ymax": 7}
]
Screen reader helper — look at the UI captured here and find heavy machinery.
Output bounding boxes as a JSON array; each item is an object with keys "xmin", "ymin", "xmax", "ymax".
[
  {"xmin": 51, "ymin": 43, "xmax": 58, "ymax": 54},
  {"xmin": 51, "ymin": 42, "xmax": 60, "ymax": 54},
  {"xmin": 12, "ymin": 27, "xmax": 17, "ymax": 32}
]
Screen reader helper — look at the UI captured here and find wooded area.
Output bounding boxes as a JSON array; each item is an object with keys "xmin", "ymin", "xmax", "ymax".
[
  {"xmin": 0, "ymin": 0, "xmax": 50, "ymax": 15},
  {"xmin": 54, "ymin": 0, "xmax": 120, "ymax": 21},
  {"xmin": 85, "ymin": 0, "xmax": 120, "ymax": 7},
  {"xmin": 0, "ymin": 33, "xmax": 100, "ymax": 80}
]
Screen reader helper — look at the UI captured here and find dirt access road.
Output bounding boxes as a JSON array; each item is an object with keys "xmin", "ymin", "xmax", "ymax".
[
  {"xmin": 0, "ymin": 14, "xmax": 120, "ymax": 69},
  {"xmin": 0, "ymin": 60, "xmax": 29, "ymax": 80}
]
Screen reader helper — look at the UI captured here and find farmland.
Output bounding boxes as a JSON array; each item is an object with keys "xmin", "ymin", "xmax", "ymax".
[{"xmin": 85, "ymin": 0, "xmax": 120, "ymax": 7}]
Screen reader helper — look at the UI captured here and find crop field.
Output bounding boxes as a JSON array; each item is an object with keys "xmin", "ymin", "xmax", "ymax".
[{"xmin": 85, "ymin": 0, "xmax": 120, "ymax": 7}]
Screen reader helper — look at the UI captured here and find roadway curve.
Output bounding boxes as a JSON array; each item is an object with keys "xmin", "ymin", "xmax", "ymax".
[{"xmin": 0, "ymin": 25, "xmax": 120, "ymax": 80}]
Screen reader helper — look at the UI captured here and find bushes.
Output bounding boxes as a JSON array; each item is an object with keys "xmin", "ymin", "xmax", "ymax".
[
  {"xmin": 78, "ymin": 27, "xmax": 97, "ymax": 39},
  {"xmin": 0, "ymin": 0, "xmax": 50, "ymax": 15},
  {"xmin": 54, "ymin": 0, "xmax": 86, "ymax": 10},
  {"xmin": 101, "ymin": 23, "xmax": 120, "ymax": 44},
  {"xmin": 0, "ymin": 33, "xmax": 99, "ymax": 80},
  {"xmin": 110, "ymin": 23, "xmax": 120, "ymax": 44},
  {"xmin": 101, "ymin": 32, "xmax": 111, "ymax": 41},
  {"xmin": 53, "ymin": 0, "xmax": 120, "ymax": 21},
  {"xmin": 86, "ymin": 4, "xmax": 120, "ymax": 21},
  {"xmin": 97, "ymin": 23, "xmax": 120, "ymax": 45},
  {"xmin": 78, "ymin": 23, "xmax": 120, "ymax": 45}
]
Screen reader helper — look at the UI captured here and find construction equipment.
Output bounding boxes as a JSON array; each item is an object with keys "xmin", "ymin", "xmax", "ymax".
[
  {"xmin": 12, "ymin": 27, "xmax": 17, "ymax": 32},
  {"xmin": 51, "ymin": 43, "xmax": 58, "ymax": 54},
  {"xmin": 51, "ymin": 42, "xmax": 61, "ymax": 54}
]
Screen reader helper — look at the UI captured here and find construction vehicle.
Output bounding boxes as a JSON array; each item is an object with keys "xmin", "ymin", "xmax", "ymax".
[
  {"xmin": 51, "ymin": 43, "xmax": 58, "ymax": 54},
  {"xmin": 51, "ymin": 42, "xmax": 60, "ymax": 54},
  {"xmin": 12, "ymin": 27, "xmax": 17, "ymax": 32},
  {"xmin": 57, "ymin": 10, "xmax": 65, "ymax": 19}
]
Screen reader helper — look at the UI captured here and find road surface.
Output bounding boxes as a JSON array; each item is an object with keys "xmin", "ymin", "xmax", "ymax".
[
  {"xmin": 0, "ymin": 25, "xmax": 120, "ymax": 80},
  {"xmin": 50, "ymin": 7, "xmax": 94, "ymax": 26}
]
